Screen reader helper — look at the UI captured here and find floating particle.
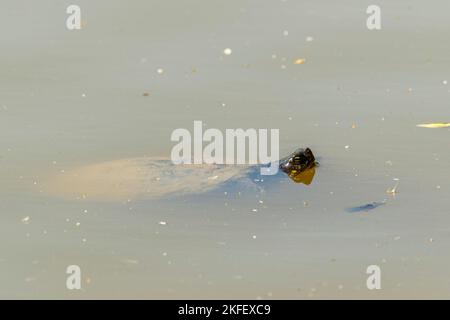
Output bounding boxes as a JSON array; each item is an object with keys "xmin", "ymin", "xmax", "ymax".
[
  {"xmin": 306, "ymin": 36, "xmax": 314, "ymax": 42},
  {"xmin": 344, "ymin": 145, "xmax": 350, "ymax": 149},
  {"xmin": 252, "ymin": 235, "xmax": 257, "ymax": 239},
  {"xmin": 75, "ymin": 222, "xmax": 81, "ymax": 227},
  {"xmin": 407, "ymin": 87, "xmax": 413, "ymax": 93},
  {"xmin": 271, "ymin": 54, "xmax": 277, "ymax": 59},
  {"xmin": 208, "ymin": 175, "xmax": 219, "ymax": 180},
  {"xmin": 394, "ymin": 236, "xmax": 401, "ymax": 241},
  {"xmin": 416, "ymin": 123, "xmax": 450, "ymax": 128},
  {"xmin": 443, "ymin": 80, "xmax": 448, "ymax": 85},
  {"xmin": 83, "ymin": 209, "xmax": 88, "ymax": 213},
  {"xmin": 387, "ymin": 179, "xmax": 399, "ymax": 195},
  {"xmin": 281, "ymin": 64, "xmax": 287, "ymax": 69},
  {"xmin": 82, "ymin": 238, "xmax": 87, "ymax": 243},
  {"xmin": 123, "ymin": 259, "xmax": 139, "ymax": 265},
  {"xmin": 157, "ymin": 68, "xmax": 164, "ymax": 74},
  {"xmin": 21, "ymin": 216, "xmax": 30, "ymax": 224},
  {"xmin": 288, "ymin": 116, "xmax": 292, "ymax": 120},
  {"xmin": 259, "ymin": 200, "xmax": 264, "ymax": 204},
  {"xmin": 293, "ymin": 58, "xmax": 306, "ymax": 65},
  {"xmin": 142, "ymin": 92, "xmax": 150, "ymax": 97},
  {"xmin": 223, "ymin": 48, "xmax": 232, "ymax": 55},
  {"xmin": 283, "ymin": 30, "xmax": 289, "ymax": 36},
  {"xmin": 24, "ymin": 277, "xmax": 36, "ymax": 283},
  {"xmin": 158, "ymin": 221, "xmax": 167, "ymax": 226},
  {"xmin": 162, "ymin": 252, "xmax": 168, "ymax": 256},
  {"xmin": 351, "ymin": 123, "xmax": 357, "ymax": 129},
  {"xmin": 252, "ymin": 208, "xmax": 258, "ymax": 213},
  {"xmin": 429, "ymin": 238, "xmax": 434, "ymax": 243}
]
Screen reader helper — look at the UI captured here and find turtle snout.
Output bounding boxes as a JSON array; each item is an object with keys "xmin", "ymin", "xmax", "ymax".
[{"xmin": 279, "ymin": 160, "xmax": 292, "ymax": 174}]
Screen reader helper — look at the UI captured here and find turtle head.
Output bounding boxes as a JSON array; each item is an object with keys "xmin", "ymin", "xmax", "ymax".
[{"xmin": 279, "ymin": 147, "xmax": 317, "ymax": 176}]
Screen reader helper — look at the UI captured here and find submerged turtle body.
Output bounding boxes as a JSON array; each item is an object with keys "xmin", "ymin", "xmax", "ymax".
[{"xmin": 45, "ymin": 148, "xmax": 317, "ymax": 201}]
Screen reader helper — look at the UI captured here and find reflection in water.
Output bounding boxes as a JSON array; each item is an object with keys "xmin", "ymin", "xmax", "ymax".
[{"xmin": 287, "ymin": 166, "xmax": 316, "ymax": 185}]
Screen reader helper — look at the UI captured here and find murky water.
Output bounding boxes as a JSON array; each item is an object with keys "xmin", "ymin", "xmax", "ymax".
[{"xmin": 1, "ymin": 0, "xmax": 450, "ymax": 299}]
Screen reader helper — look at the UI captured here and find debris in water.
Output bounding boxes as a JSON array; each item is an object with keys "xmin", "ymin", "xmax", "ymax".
[
  {"xmin": 387, "ymin": 178, "xmax": 399, "ymax": 195},
  {"xmin": 21, "ymin": 216, "xmax": 30, "ymax": 224},
  {"xmin": 223, "ymin": 48, "xmax": 232, "ymax": 55},
  {"xmin": 157, "ymin": 68, "xmax": 164, "ymax": 74},
  {"xmin": 142, "ymin": 92, "xmax": 150, "ymax": 97},
  {"xmin": 416, "ymin": 123, "xmax": 450, "ymax": 128},
  {"xmin": 158, "ymin": 221, "xmax": 167, "ymax": 226},
  {"xmin": 293, "ymin": 58, "xmax": 306, "ymax": 65},
  {"xmin": 306, "ymin": 36, "xmax": 314, "ymax": 42}
]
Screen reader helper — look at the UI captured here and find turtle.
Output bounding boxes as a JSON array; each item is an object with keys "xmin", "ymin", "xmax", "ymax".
[{"xmin": 44, "ymin": 148, "xmax": 318, "ymax": 201}]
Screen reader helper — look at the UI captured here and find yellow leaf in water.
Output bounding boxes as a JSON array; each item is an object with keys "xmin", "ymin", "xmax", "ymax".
[{"xmin": 416, "ymin": 123, "xmax": 450, "ymax": 128}]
